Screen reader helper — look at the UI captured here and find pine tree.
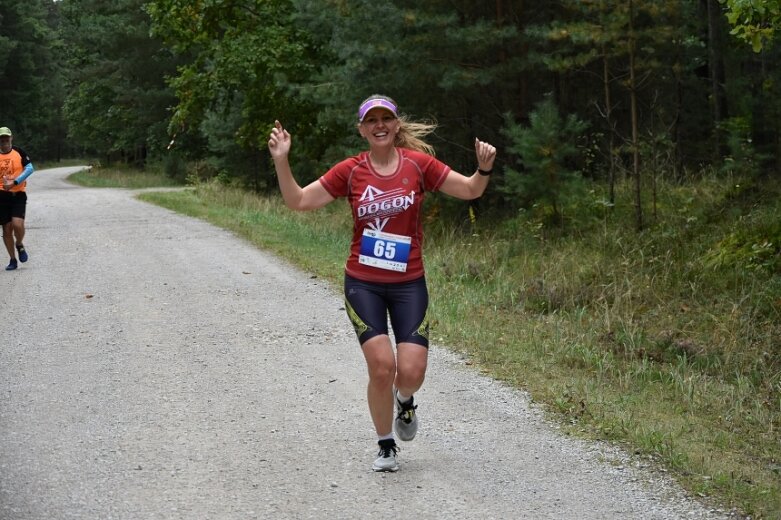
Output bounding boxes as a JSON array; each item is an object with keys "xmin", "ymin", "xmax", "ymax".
[{"xmin": 501, "ymin": 97, "xmax": 589, "ymax": 225}]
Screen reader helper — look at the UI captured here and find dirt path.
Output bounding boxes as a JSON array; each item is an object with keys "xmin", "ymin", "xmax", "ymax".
[{"xmin": 0, "ymin": 167, "xmax": 734, "ymax": 519}]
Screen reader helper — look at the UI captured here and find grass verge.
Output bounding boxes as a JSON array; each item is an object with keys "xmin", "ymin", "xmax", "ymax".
[
  {"xmin": 76, "ymin": 170, "xmax": 780, "ymax": 518},
  {"xmin": 37, "ymin": 158, "xmax": 94, "ymax": 170},
  {"xmin": 67, "ymin": 164, "xmax": 185, "ymax": 189}
]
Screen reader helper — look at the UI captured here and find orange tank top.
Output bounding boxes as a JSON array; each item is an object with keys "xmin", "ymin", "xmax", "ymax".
[{"xmin": 0, "ymin": 147, "xmax": 30, "ymax": 192}]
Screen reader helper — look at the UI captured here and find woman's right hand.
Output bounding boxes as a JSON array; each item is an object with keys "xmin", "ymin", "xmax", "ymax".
[{"xmin": 268, "ymin": 120, "xmax": 291, "ymax": 159}]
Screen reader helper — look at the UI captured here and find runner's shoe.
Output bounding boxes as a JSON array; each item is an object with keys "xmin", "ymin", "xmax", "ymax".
[
  {"xmin": 16, "ymin": 245, "xmax": 27, "ymax": 263},
  {"xmin": 372, "ymin": 439, "xmax": 400, "ymax": 472},
  {"xmin": 5, "ymin": 258, "xmax": 17, "ymax": 271},
  {"xmin": 394, "ymin": 391, "xmax": 419, "ymax": 441}
]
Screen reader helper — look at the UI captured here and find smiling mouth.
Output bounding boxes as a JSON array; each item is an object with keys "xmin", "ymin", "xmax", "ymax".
[{"xmin": 374, "ymin": 132, "xmax": 389, "ymax": 137}]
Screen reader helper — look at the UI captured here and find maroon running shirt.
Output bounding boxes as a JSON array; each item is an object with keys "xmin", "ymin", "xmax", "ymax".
[{"xmin": 319, "ymin": 148, "xmax": 450, "ymax": 283}]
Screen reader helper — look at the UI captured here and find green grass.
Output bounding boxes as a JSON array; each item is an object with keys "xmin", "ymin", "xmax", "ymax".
[
  {"xmin": 37, "ymin": 158, "xmax": 93, "ymax": 170},
  {"xmin": 75, "ymin": 169, "xmax": 780, "ymax": 518},
  {"xmin": 66, "ymin": 164, "xmax": 185, "ymax": 189}
]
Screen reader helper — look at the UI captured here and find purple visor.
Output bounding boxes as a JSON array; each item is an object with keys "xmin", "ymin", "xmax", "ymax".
[{"xmin": 358, "ymin": 98, "xmax": 398, "ymax": 122}]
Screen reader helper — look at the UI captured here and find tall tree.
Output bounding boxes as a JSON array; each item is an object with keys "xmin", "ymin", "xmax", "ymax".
[
  {"xmin": 529, "ymin": 0, "xmax": 704, "ymax": 228},
  {"xmin": 527, "ymin": 0, "xmax": 626, "ymax": 203},
  {"xmin": 146, "ymin": 0, "xmax": 319, "ymax": 185},
  {"xmin": 59, "ymin": 0, "xmax": 179, "ymax": 164},
  {"xmin": 706, "ymin": 0, "xmax": 729, "ymax": 158},
  {"xmin": 627, "ymin": 0, "xmax": 642, "ymax": 229},
  {"xmin": 0, "ymin": 0, "xmax": 64, "ymax": 159}
]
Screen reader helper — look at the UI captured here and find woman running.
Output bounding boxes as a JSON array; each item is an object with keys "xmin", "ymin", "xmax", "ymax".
[{"xmin": 267, "ymin": 95, "xmax": 496, "ymax": 472}]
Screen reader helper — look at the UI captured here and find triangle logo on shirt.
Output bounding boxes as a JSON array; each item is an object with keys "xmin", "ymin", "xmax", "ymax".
[{"xmin": 360, "ymin": 185, "xmax": 384, "ymax": 202}]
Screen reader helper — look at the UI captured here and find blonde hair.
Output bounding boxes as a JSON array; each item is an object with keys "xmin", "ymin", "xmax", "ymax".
[
  {"xmin": 395, "ymin": 115, "xmax": 437, "ymax": 156},
  {"xmin": 358, "ymin": 94, "xmax": 438, "ymax": 156}
]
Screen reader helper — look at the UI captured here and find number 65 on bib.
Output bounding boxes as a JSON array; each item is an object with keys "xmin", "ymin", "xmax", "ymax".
[{"xmin": 359, "ymin": 229, "xmax": 412, "ymax": 272}]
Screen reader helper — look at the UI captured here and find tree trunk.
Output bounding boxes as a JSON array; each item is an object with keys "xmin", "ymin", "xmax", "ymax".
[
  {"xmin": 629, "ymin": 0, "xmax": 643, "ymax": 231},
  {"xmin": 603, "ymin": 49, "xmax": 616, "ymax": 206},
  {"xmin": 650, "ymin": 93, "xmax": 658, "ymax": 221},
  {"xmin": 548, "ymin": 165, "xmax": 561, "ymax": 226},
  {"xmin": 515, "ymin": 1, "xmax": 528, "ymax": 120},
  {"xmin": 706, "ymin": 0, "xmax": 727, "ymax": 159},
  {"xmin": 673, "ymin": 0, "xmax": 684, "ymax": 182}
]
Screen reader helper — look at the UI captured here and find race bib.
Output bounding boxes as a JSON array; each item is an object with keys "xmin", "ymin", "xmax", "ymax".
[{"xmin": 359, "ymin": 229, "xmax": 411, "ymax": 272}]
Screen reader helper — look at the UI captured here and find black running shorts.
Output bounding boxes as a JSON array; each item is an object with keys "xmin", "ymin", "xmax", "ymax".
[
  {"xmin": 344, "ymin": 273, "xmax": 430, "ymax": 348},
  {"xmin": 0, "ymin": 191, "xmax": 26, "ymax": 225}
]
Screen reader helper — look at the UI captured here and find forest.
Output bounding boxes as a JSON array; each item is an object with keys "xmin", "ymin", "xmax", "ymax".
[
  {"xmin": 0, "ymin": 0, "xmax": 778, "ymax": 229},
  {"xmin": 2, "ymin": 1, "xmax": 780, "ymax": 516}
]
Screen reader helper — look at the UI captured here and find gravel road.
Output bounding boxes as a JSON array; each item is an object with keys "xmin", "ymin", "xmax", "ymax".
[{"xmin": 0, "ymin": 166, "xmax": 737, "ymax": 519}]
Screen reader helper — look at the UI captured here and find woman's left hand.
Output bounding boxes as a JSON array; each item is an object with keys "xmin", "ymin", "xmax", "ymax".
[{"xmin": 475, "ymin": 138, "xmax": 496, "ymax": 172}]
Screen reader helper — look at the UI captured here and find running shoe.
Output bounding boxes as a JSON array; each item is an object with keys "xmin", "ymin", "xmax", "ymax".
[
  {"xmin": 372, "ymin": 439, "xmax": 400, "ymax": 472},
  {"xmin": 5, "ymin": 258, "xmax": 17, "ymax": 271},
  {"xmin": 16, "ymin": 245, "xmax": 27, "ymax": 263},
  {"xmin": 394, "ymin": 391, "xmax": 419, "ymax": 441}
]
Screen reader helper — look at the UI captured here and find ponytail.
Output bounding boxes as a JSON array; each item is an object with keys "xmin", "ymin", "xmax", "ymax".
[{"xmin": 395, "ymin": 116, "xmax": 437, "ymax": 156}]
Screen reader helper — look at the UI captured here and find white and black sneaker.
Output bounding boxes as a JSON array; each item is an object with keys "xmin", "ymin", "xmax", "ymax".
[
  {"xmin": 394, "ymin": 391, "xmax": 419, "ymax": 441},
  {"xmin": 372, "ymin": 439, "xmax": 400, "ymax": 472}
]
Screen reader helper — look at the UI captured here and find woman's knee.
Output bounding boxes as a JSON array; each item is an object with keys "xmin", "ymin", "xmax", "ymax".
[
  {"xmin": 396, "ymin": 345, "xmax": 428, "ymax": 385},
  {"xmin": 362, "ymin": 336, "xmax": 396, "ymax": 386},
  {"xmin": 397, "ymin": 362, "xmax": 426, "ymax": 386},
  {"xmin": 368, "ymin": 358, "xmax": 396, "ymax": 387}
]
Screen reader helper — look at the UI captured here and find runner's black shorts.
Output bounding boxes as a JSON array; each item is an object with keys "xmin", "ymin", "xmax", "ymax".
[
  {"xmin": 344, "ymin": 273, "xmax": 430, "ymax": 348},
  {"xmin": 0, "ymin": 191, "xmax": 26, "ymax": 225}
]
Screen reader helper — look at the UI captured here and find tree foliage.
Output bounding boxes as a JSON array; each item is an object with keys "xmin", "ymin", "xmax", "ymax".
[
  {"xmin": 501, "ymin": 98, "xmax": 589, "ymax": 223},
  {"xmin": 58, "ymin": 0, "xmax": 180, "ymax": 164},
  {"xmin": 145, "ymin": 0, "xmax": 319, "ymax": 184},
  {"xmin": 720, "ymin": 0, "xmax": 781, "ymax": 51},
  {"xmin": 5, "ymin": 0, "xmax": 777, "ymax": 213},
  {"xmin": 0, "ymin": 0, "xmax": 64, "ymax": 159}
]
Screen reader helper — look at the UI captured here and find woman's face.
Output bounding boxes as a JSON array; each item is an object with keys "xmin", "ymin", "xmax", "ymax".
[{"xmin": 359, "ymin": 108, "xmax": 399, "ymax": 147}]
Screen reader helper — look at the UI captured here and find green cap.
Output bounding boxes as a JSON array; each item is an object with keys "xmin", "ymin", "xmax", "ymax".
[{"xmin": 0, "ymin": 127, "xmax": 12, "ymax": 137}]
